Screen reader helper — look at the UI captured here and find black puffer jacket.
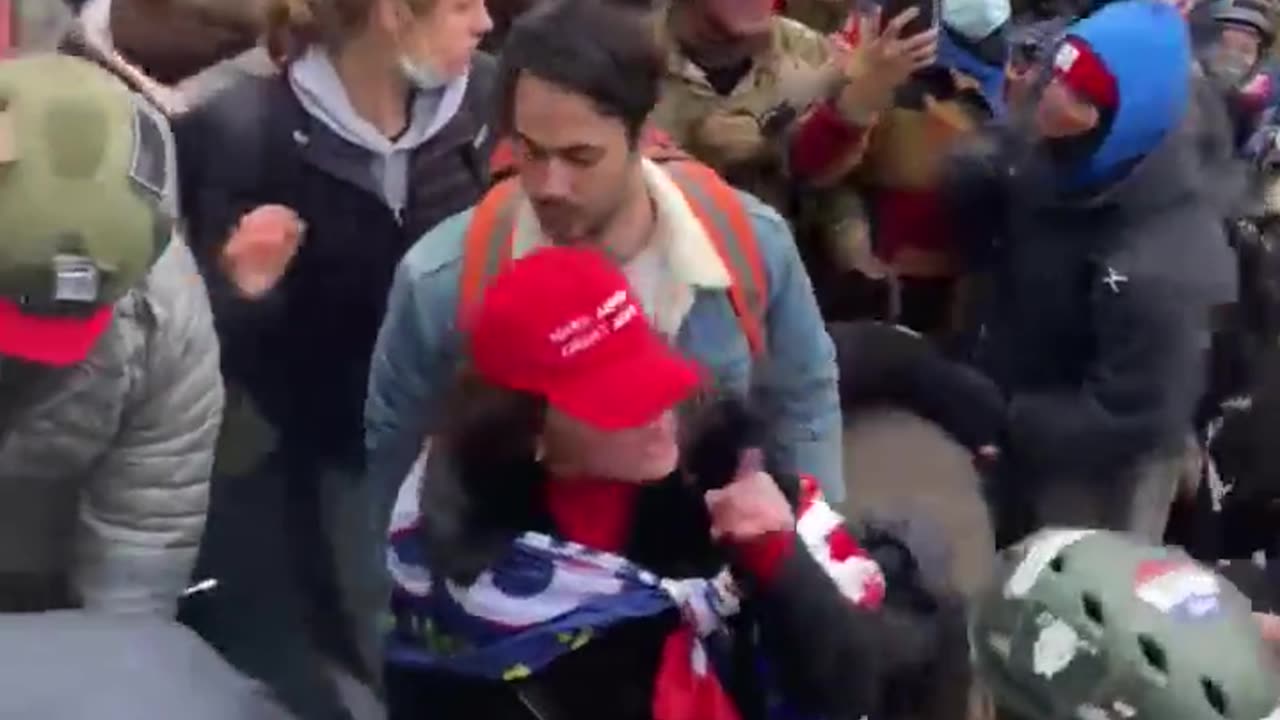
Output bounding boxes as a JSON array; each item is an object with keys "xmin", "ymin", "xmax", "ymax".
[
  {"xmin": 387, "ymin": 400, "xmax": 971, "ymax": 720},
  {"xmin": 945, "ymin": 107, "xmax": 1238, "ymax": 483},
  {"xmin": 176, "ymin": 58, "xmax": 496, "ymax": 469}
]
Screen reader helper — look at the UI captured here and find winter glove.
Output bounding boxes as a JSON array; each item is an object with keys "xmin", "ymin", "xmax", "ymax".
[
  {"xmin": 859, "ymin": 508, "xmax": 954, "ymax": 599},
  {"xmin": 856, "ymin": 514, "xmax": 972, "ymax": 720},
  {"xmin": 760, "ymin": 104, "xmax": 800, "ymax": 139}
]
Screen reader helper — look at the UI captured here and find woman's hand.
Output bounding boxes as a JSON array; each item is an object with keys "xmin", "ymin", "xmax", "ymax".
[
  {"xmin": 705, "ymin": 449, "xmax": 795, "ymax": 543},
  {"xmin": 832, "ymin": 9, "xmax": 938, "ymax": 122},
  {"xmin": 221, "ymin": 204, "xmax": 305, "ymax": 299}
]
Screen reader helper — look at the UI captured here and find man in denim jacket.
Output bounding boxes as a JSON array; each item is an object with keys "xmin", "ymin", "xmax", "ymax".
[{"xmin": 366, "ymin": 0, "xmax": 841, "ymax": 510}]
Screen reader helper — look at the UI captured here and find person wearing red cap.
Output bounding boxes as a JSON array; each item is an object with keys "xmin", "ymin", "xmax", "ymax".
[
  {"xmin": 1033, "ymin": 34, "xmax": 1120, "ymax": 165},
  {"xmin": 928, "ymin": 0, "xmax": 1240, "ymax": 545},
  {"xmin": 0, "ymin": 55, "xmax": 222, "ymax": 614},
  {"xmin": 382, "ymin": 245, "xmax": 969, "ymax": 720},
  {"xmin": 367, "ymin": 0, "xmax": 844, "ymax": 521}
]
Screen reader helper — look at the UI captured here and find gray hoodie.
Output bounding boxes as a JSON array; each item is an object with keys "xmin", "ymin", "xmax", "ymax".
[{"xmin": 288, "ymin": 46, "xmax": 469, "ymax": 218}]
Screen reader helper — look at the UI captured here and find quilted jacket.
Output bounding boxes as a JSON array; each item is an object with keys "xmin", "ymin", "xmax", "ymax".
[{"xmin": 0, "ymin": 237, "xmax": 223, "ymax": 615}]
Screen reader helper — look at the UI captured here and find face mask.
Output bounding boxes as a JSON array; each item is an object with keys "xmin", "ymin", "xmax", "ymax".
[
  {"xmin": 943, "ymin": 0, "xmax": 1011, "ymax": 43},
  {"xmin": 394, "ymin": 0, "xmax": 449, "ymax": 91},
  {"xmin": 398, "ymin": 54, "xmax": 448, "ymax": 90}
]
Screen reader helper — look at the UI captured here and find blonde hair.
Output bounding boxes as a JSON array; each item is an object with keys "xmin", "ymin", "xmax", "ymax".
[{"xmin": 264, "ymin": 0, "xmax": 434, "ymax": 64}]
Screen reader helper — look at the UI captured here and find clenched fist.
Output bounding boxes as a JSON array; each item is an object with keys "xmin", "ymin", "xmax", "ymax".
[{"xmin": 705, "ymin": 449, "xmax": 795, "ymax": 543}]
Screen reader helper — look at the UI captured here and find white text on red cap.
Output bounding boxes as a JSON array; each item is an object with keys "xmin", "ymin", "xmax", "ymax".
[
  {"xmin": 1054, "ymin": 42, "xmax": 1080, "ymax": 73},
  {"xmin": 548, "ymin": 289, "xmax": 641, "ymax": 359}
]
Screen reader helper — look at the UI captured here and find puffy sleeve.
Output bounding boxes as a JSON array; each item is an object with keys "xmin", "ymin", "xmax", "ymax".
[{"xmin": 73, "ymin": 239, "xmax": 224, "ymax": 615}]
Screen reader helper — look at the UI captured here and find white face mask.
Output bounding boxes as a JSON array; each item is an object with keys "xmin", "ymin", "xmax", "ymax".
[
  {"xmin": 394, "ymin": 0, "xmax": 448, "ymax": 91},
  {"xmin": 398, "ymin": 54, "xmax": 448, "ymax": 90},
  {"xmin": 943, "ymin": 0, "xmax": 1011, "ymax": 42}
]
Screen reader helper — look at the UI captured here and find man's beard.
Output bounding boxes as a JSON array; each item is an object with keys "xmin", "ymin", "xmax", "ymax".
[
  {"xmin": 533, "ymin": 179, "xmax": 633, "ymax": 246},
  {"xmin": 531, "ymin": 200, "xmax": 587, "ymax": 242},
  {"xmin": 533, "ymin": 199, "xmax": 616, "ymax": 246}
]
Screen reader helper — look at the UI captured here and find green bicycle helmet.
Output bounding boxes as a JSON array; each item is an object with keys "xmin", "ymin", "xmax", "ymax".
[
  {"xmin": 971, "ymin": 528, "xmax": 1280, "ymax": 720},
  {"xmin": 0, "ymin": 54, "xmax": 176, "ymax": 366}
]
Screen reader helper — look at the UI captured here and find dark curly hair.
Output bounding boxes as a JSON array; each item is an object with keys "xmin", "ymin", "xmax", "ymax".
[{"xmin": 496, "ymin": 0, "xmax": 662, "ymax": 145}]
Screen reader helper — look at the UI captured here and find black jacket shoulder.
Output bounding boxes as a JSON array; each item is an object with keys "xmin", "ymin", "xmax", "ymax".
[{"xmin": 175, "ymin": 74, "xmax": 291, "ymax": 218}]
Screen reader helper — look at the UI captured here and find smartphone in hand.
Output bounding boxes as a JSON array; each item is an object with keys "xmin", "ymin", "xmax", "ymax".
[{"xmin": 879, "ymin": 0, "xmax": 939, "ymax": 37}]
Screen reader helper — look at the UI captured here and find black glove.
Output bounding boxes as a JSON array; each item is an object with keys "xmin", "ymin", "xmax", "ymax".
[
  {"xmin": 856, "ymin": 515, "xmax": 972, "ymax": 720},
  {"xmin": 904, "ymin": 354, "xmax": 1008, "ymax": 453},
  {"xmin": 859, "ymin": 508, "xmax": 954, "ymax": 601}
]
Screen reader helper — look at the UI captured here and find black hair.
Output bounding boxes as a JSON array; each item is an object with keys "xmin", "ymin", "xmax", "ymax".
[
  {"xmin": 497, "ymin": 0, "xmax": 662, "ymax": 145},
  {"xmin": 418, "ymin": 369, "xmax": 547, "ymax": 582}
]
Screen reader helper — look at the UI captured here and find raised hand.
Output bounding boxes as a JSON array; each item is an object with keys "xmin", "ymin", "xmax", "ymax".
[{"xmin": 220, "ymin": 204, "xmax": 306, "ymax": 299}]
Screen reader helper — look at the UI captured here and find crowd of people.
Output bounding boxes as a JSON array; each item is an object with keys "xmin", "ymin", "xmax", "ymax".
[{"xmin": 3, "ymin": 0, "xmax": 1280, "ymax": 717}]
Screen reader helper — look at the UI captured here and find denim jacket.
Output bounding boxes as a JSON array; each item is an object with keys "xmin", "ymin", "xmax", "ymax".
[{"xmin": 364, "ymin": 159, "xmax": 842, "ymax": 509}]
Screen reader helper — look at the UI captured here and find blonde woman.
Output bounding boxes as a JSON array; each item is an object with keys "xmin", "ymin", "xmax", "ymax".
[{"xmin": 174, "ymin": 0, "xmax": 493, "ymax": 716}]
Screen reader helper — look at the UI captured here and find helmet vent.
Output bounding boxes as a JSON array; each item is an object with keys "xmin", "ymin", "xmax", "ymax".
[
  {"xmin": 1137, "ymin": 634, "xmax": 1169, "ymax": 677},
  {"xmin": 1081, "ymin": 593, "xmax": 1105, "ymax": 626},
  {"xmin": 1049, "ymin": 556, "xmax": 1066, "ymax": 573},
  {"xmin": 1201, "ymin": 678, "xmax": 1229, "ymax": 716}
]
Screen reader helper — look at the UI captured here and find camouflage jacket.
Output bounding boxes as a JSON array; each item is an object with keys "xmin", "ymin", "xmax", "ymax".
[
  {"xmin": 779, "ymin": 0, "xmax": 851, "ymax": 35},
  {"xmin": 651, "ymin": 13, "xmax": 840, "ymax": 213}
]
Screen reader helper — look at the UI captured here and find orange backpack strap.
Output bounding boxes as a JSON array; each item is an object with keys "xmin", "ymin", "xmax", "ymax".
[
  {"xmin": 488, "ymin": 137, "xmax": 518, "ymax": 185},
  {"xmin": 663, "ymin": 160, "xmax": 769, "ymax": 356},
  {"xmin": 641, "ymin": 127, "xmax": 692, "ymax": 164},
  {"xmin": 458, "ymin": 178, "xmax": 521, "ymax": 323}
]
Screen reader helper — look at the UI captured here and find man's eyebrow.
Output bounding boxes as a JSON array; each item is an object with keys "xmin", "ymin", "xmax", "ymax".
[{"xmin": 514, "ymin": 132, "xmax": 601, "ymax": 155}]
